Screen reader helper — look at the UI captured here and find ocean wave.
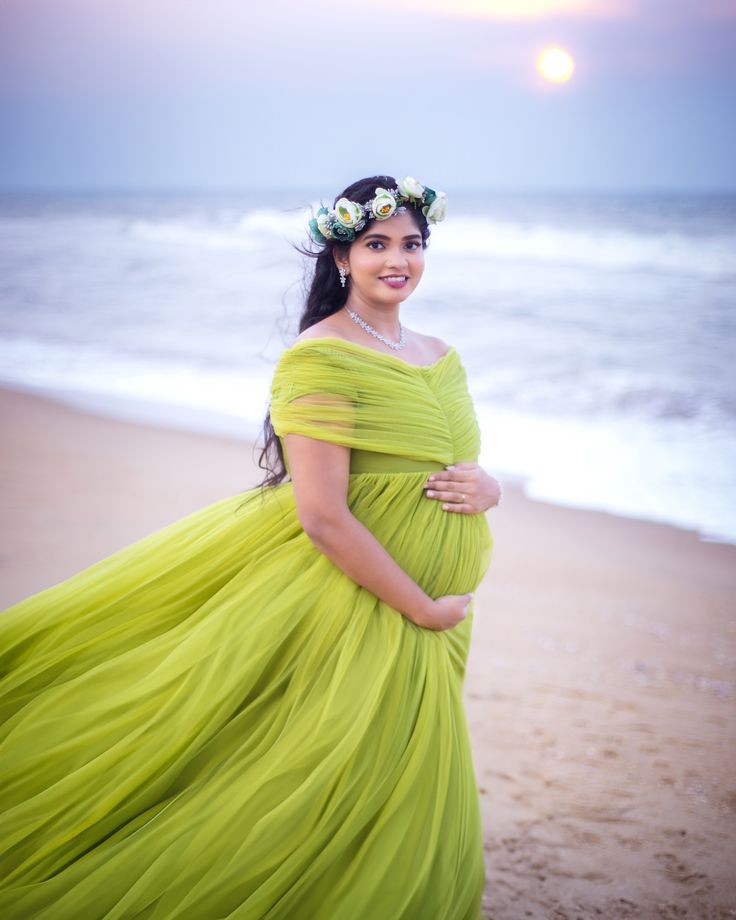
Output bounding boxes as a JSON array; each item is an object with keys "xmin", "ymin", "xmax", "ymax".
[
  {"xmin": 125, "ymin": 208, "xmax": 307, "ymax": 252},
  {"xmin": 433, "ymin": 216, "xmax": 736, "ymax": 280},
  {"xmin": 0, "ymin": 336, "xmax": 272, "ymax": 428},
  {"xmin": 118, "ymin": 203, "xmax": 736, "ymax": 280},
  {"xmin": 124, "ymin": 206, "xmax": 736, "ymax": 280},
  {"xmin": 476, "ymin": 405, "xmax": 736, "ymax": 545}
]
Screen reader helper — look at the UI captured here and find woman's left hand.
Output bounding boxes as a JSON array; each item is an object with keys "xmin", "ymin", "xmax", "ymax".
[{"xmin": 422, "ymin": 462, "xmax": 502, "ymax": 514}]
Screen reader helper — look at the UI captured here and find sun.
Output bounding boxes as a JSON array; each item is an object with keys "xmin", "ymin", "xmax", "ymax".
[{"xmin": 536, "ymin": 47, "xmax": 575, "ymax": 83}]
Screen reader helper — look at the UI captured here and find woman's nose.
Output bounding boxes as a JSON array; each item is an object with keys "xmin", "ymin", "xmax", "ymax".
[{"xmin": 385, "ymin": 248, "xmax": 409, "ymax": 267}]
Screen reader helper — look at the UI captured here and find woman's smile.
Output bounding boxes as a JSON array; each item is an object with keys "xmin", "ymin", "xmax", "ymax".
[{"xmin": 379, "ymin": 274, "xmax": 409, "ymax": 288}]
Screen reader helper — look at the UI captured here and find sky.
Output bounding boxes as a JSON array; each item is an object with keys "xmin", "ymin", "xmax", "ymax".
[{"xmin": 0, "ymin": 0, "xmax": 734, "ymax": 192}]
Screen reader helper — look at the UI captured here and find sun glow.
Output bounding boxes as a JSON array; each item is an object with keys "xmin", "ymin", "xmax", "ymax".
[
  {"xmin": 536, "ymin": 47, "xmax": 575, "ymax": 82},
  {"xmin": 374, "ymin": 0, "xmax": 629, "ymax": 20}
]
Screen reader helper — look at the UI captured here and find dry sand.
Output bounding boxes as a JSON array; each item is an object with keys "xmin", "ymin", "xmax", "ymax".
[{"xmin": 1, "ymin": 384, "xmax": 735, "ymax": 919}]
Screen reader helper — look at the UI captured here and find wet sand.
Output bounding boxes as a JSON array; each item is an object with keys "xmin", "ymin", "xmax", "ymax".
[{"xmin": 2, "ymin": 385, "xmax": 735, "ymax": 919}]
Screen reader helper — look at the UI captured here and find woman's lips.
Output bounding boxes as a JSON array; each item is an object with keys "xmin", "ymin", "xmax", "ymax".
[{"xmin": 379, "ymin": 275, "xmax": 409, "ymax": 289}]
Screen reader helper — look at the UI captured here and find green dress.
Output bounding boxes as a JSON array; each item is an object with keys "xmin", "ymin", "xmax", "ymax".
[{"xmin": 0, "ymin": 337, "xmax": 494, "ymax": 919}]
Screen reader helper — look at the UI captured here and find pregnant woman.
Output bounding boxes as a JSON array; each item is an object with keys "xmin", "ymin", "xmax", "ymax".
[{"xmin": 0, "ymin": 174, "xmax": 502, "ymax": 919}]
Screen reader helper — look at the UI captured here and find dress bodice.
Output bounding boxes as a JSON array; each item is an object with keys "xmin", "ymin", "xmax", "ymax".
[{"xmin": 269, "ymin": 338, "xmax": 482, "ymax": 474}]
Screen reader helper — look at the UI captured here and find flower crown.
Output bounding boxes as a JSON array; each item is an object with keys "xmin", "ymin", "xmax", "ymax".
[{"xmin": 308, "ymin": 176, "xmax": 447, "ymax": 244}]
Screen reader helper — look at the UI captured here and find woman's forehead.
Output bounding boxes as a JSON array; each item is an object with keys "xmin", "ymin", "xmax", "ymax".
[{"xmin": 359, "ymin": 210, "xmax": 422, "ymax": 240}]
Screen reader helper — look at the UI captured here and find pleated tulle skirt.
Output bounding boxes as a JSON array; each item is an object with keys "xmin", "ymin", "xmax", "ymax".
[{"xmin": 0, "ymin": 469, "xmax": 493, "ymax": 919}]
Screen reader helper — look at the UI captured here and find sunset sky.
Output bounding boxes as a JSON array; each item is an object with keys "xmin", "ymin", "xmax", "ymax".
[{"xmin": 0, "ymin": 0, "xmax": 734, "ymax": 191}]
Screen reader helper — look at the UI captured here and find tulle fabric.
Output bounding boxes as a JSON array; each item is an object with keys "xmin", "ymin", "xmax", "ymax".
[
  {"xmin": 269, "ymin": 339, "xmax": 480, "ymax": 467},
  {"xmin": 0, "ymin": 337, "xmax": 493, "ymax": 919}
]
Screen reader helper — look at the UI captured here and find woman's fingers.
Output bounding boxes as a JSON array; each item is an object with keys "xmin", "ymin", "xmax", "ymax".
[
  {"xmin": 424, "ymin": 470, "xmax": 473, "ymax": 488},
  {"xmin": 440, "ymin": 499, "xmax": 472, "ymax": 512},
  {"xmin": 423, "ymin": 486, "xmax": 473, "ymax": 512},
  {"xmin": 424, "ymin": 486, "xmax": 470, "ymax": 501}
]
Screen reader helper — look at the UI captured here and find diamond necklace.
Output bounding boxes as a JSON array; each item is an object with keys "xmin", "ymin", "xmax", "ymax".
[{"xmin": 345, "ymin": 307, "xmax": 407, "ymax": 351}]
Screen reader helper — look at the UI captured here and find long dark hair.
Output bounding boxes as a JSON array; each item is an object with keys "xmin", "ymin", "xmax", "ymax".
[{"xmin": 255, "ymin": 175, "xmax": 432, "ymax": 490}]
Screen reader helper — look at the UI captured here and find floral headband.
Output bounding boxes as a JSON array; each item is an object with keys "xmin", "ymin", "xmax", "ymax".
[{"xmin": 308, "ymin": 176, "xmax": 447, "ymax": 244}]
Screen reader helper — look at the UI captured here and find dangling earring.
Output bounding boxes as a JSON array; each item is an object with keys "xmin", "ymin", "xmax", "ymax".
[{"xmin": 338, "ymin": 265, "xmax": 348, "ymax": 288}]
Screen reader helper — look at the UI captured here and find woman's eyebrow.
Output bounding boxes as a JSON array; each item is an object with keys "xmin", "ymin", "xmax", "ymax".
[{"xmin": 362, "ymin": 232, "xmax": 423, "ymax": 241}]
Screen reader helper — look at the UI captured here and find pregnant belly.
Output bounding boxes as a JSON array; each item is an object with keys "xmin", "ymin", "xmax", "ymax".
[{"xmin": 347, "ymin": 469, "xmax": 494, "ymax": 599}]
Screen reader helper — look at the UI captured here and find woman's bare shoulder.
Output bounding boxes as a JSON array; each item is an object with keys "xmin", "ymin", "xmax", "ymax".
[
  {"xmin": 407, "ymin": 330, "xmax": 453, "ymax": 361},
  {"xmin": 293, "ymin": 320, "xmax": 347, "ymax": 344}
]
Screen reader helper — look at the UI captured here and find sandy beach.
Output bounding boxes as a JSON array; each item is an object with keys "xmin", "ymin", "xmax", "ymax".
[{"xmin": 1, "ymin": 384, "xmax": 735, "ymax": 919}]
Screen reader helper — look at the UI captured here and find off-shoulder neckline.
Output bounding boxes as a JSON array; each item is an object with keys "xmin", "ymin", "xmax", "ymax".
[{"xmin": 284, "ymin": 336, "xmax": 457, "ymax": 370}]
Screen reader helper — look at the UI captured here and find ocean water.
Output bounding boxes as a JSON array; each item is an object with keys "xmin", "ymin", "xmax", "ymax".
[{"xmin": 1, "ymin": 189, "xmax": 735, "ymax": 544}]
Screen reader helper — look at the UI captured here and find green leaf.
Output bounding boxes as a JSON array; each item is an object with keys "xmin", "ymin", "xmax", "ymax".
[{"xmin": 308, "ymin": 218, "xmax": 327, "ymax": 244}]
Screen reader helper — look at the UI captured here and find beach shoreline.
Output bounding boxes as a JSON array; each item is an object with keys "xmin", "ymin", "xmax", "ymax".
[{"xmin": 2, "ymin": 384, "xmax": 735, "ymax": 918}]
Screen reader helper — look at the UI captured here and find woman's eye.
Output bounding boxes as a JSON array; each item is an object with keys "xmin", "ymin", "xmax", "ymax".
[{"xmin": 366, "ymin": 240, "xmax": 420, "ymax": 251}]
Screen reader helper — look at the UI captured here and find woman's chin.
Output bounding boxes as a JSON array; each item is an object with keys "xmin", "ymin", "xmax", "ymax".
[
  {"xmin": 370, "ymin": 283, "xmax": 418, "ymax": 304},
  {"xmin": 348, "ymin": 281, "xmax": 419, "ymax": 309}
]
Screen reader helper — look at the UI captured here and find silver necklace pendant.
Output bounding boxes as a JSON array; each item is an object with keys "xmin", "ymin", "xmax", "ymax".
[{"xmin": 345, "ymin": 307, "xmax": 407, "ymax": 350}]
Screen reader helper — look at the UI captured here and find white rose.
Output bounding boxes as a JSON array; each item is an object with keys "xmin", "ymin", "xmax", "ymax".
[
  {"xmin": 371, "ymin": 188, "xmax": 397, "ymax": 220},
  {"xmin": 397, "ymin": 176, "xmax": 425, "ymax": 199},
  {"xmin": 424, "ymin": 191, "xmax": 447, "ymax": 224},
  {"xmin": 334, "ymin": 198, "xmax": 364, "ymax": 229},
  {"xmin": 316, "ymin": 212, "xmax": 333, "ymax": 238}
]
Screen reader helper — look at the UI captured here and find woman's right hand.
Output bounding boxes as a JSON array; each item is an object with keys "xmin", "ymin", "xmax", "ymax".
[{"xmin": 413, "ymin": 593, "xmax": 474, "ymax": 631}]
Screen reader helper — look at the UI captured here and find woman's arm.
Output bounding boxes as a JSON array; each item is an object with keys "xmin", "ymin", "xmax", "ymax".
[{"xmin": 284, "ymin": 433, "xmax": 471, "ymax": 630}]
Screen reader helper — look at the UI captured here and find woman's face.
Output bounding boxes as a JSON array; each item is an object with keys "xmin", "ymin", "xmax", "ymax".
[{"xmin": 337, "ymin": 210, "xmax": 425, "ymax": 307}]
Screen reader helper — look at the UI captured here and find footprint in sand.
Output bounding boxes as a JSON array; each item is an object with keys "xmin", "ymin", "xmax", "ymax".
[{"xmin": 654, "ymin": 851, "xmax": 715, "ymax": 897}]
